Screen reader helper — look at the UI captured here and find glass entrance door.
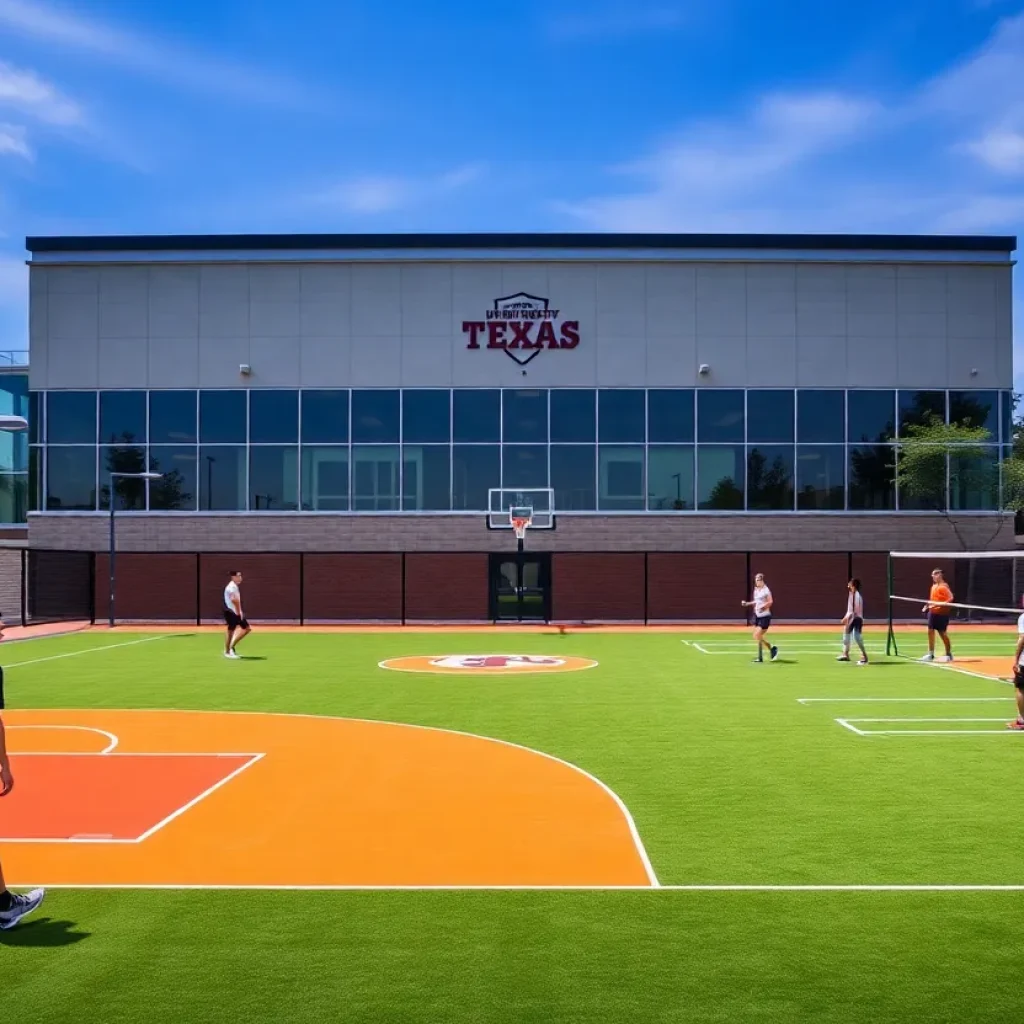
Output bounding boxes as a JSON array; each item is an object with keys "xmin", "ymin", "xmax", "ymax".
[{"xmin": 489, "ymin": 553, "xmax": 551, "ymax": 622}]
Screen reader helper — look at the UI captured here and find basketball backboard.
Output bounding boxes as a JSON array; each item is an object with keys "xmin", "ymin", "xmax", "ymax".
[{"xmin": 487, "ymin": 488, "xmax": 555, "ymax": 529}]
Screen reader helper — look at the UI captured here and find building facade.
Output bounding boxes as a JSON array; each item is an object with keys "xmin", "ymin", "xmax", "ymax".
[{"xmin": 22, "ymin": 232, "xmax": 1018, "ymax": 622}]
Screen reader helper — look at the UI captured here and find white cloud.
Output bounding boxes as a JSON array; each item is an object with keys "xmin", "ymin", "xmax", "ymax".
[
  {"xmin": 0, "ymin": 122, "xmax": 30, "ymax": 159},
  {"xmin": 547, "ymin": 5, "xmax": 687, "ymax": 39},
  {"xmin": 314, "ymin": 164, "xmax": 486, "ymax": 215},
  {"xmin": 964, "ymin": 130, "xmax": 1024, "ymax": 174},
  {"xmin": 0, "ymin": 0, "xmax": 312, "ymax": 108},
  {"xmin": 0, "ymin": 61, "xmax": 82, "ymax": 125},
  {"xmin": 560, "ymin": 91, "xmax": 879, "ymax": 230}
]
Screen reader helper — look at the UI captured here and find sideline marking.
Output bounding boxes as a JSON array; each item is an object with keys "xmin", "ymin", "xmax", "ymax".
[
  {"xmin": 799, "ymin": 697, "xmax": 1013, "ymax": 704},
  {"xmin": 838, "ymin": 716, "xmax": 1017, "ymax": 736},
  {"xmin": 692, "ymin": 643, "xmax": 711, "ymax": 655},
  {"xmin": 15, "ymin": 883, "xmax": 1024, "ymax": 892},
  {"xmin": 3, "ymin": 635, "xmax": 173, "ymax": 670},
  {"xmin": 7, "ymin": 725, "xmax": 120, "ymax": 753},
  {"xmin": 18, "ymin": 707, "xmax": 660, "ymax": 889}
]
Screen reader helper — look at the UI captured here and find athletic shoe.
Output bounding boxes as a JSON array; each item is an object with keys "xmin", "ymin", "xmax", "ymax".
[
  {"xmin": 1007, "ymin": 719, "xmax": 1024, "ymax": 731},
  {"xmin": 752, "ymin": 657, "xmax": 763, "ymax": 663},
  {"xmin": 939, "ymin": 655, "xmax": 953, "ymax": 663},
  {"xmin": 224, "ymin": 651, "xmax": 240, "ymax": 660},
  {"xmin": 857, "ymin": 659, "xmax": 869, "ymax": 666},
  {"xmin": 919, "ymin": 653, "xmax": 935, "ymax": 661},
  {"xmin": 770, "ymin": 647, "xmax": 779, "ymax": 662},
  {"xmin": 0, "ymin": 889, "xmax": 45, "ymax": 930},
  {"xmin": 836, "ymin": 655, "xmax": 850, "ymax": 662}
]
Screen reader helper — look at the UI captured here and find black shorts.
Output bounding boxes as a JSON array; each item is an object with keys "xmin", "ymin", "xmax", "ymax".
[
  {"xmin": 927, "ymin": 613, "xmax": 949, "ymax": 634},
  {"xmin": 1015, "ymin": 666, "xmax": 1024, "ymax": 692},
  {"xmin": 754, "ymin": 615, "xmax": 771, "ymax": 631},
  {"xmin": 224, "ymin": 610, "xmax": 249, "ymax": 631},
  {"xmin": 845, "ymin": 616, "xmax": 864, "ymax": 635}
]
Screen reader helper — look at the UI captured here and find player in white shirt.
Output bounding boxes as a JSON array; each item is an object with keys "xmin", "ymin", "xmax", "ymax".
[
  {"xmin": 223, "ymin": 570, "xmax": 251, "ymax": 660},
  {"xmin": 741, "ymin": 573, "xmax": 778, "ymax": 663},
  {"xmin": 838, "ymin": 578, "xmax": 868, "ymax": 665},
  {"xmin": 1008, "ymin": 603, "xmax": 1024, "ymax": 730}
]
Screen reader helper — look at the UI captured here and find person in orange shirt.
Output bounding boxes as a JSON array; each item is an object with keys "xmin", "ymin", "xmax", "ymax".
[{"xmin": 920, "ymin": 568, "xmax": 954, "ymax": 662}]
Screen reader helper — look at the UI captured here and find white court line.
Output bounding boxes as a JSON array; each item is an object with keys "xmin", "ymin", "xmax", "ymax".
[
  {"xmin": 847, "ymin": 717, "xmax": 1011, "ymax": 723},
  {"xmin": 13, "ymin": 883, "xmax": 1024, "ymax": 892},
  {"xmin": 10, "ymin": 752, "xmax": 262, "ymax": 758},
  {"xmin": 836, "ymin": 718, "xmax": 866, "ymax": 736},
  {"xmin": 799, "ymin": 697, "xmax": 1013, "ymax": 704},
  {"xmin": 691, "ymin": 643, "xmax": 711, "ymax": 655},
  {"xmin": 16, "ymin": 707, "xmax": 661, "ymax": 888},
  {"xmin": 2, "ymin": 753, "xmax": 265, "ymax": 844},
  {"xmin": 7, "ymin": 725, "xmax": 119, "ymax": 753},
  {"xmin": 133, "ymin": 753, "xmax": 265, "ymax": 843},
  {"xmin": 3, "ymin": 635, "xmax": 173, "ymax": 670}
]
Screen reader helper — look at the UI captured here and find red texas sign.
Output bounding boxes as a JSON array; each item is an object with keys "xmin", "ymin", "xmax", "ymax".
[{"xmin": 462, "ymin": 292, "xmax": 580, "ymax": 367}]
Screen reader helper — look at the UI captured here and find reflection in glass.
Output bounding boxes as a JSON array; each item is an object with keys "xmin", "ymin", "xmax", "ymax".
[
  {"xmin": 28, "ymin": 447, "xmax": 40, "ymax": 512},
  {"xmin": 746, "ymin": 391, "xmax": 794, "ymax": 444},
  {"xmin": 502, "ymin": 444, "xmax": 547, "ymax": 490},
  {"xmin": 352, "ymin": 390, "xmax": 399, "ymax": 444},
  {"xmin": 250, "ymin": 445, "xmax": 299, "ymax": 510},
  {"xmin": 503, "ymin": 390, "xmax": 547, "ymax": 444},
  {"xmin": 199, "ymin": 390, "xmax": 246, "ymax": 444},
  {"xmin": 402, "ymin": 445, "xmax": 451, "ymax": 510},
  {"xmin": 949, "ymin": 391, "xmax": 997, "ymax": 436},
  {"xmin": 797, "ymin": 390, "xmax": 845, "ymax": 444},
  {"xmin": 847, "ymin": 390, "xmax": 895, "ymax": 443},
  {"xmin": 148, "ymin": 447, "xmax": 198, "ymax": 511},
  {"xmin": 150, "ymin": 390, "xmax": 197, "ymax": 444},
  {"xmin": 647, "ymin": 446, "xmax": 694, "ymax": 510},
  {"xmin": 453, "ymin": 389, "xmax": 500, "ymax": 443},
  {"xmin": 300, "ymin": 446, "xmax": 349, "ymax": 511},
  {"xmin": 599, "ymin": 445, "xmax": 645, "ymax": 510},
  {"xmin": 352, "ymin": 445, "xmax": 399, "ymax": 510},
  {"xmin": 598, "ymin": 390, "xmax": 645, "ymax": 443},
  {"xmin": 199, "ymin": 445, "xmax": 246, "ymax": 510},
  {"xmin": 747, "ymin": 445, "xmax": 794, "ymax": 510},
  {"xmin": 648, "ymin": 389, "xmax": 694, "ymax": 443},
  {"xmin": 45, "ymin": 446, "xmax": 96, "ymax": 510},
  {"xmin": 848, "ymin": 445, "xmax": 895, "ymax": 509},
  {"xmin": 897, "ymin": 444, "xmax": 947, "ymax": 511},
  {"xmin": 550, "ymin": 390, "xmax": 595, "ymax": 443},
  {"xmin": 301, "ymin": 390, "xmax": 349, "ymax": 444},
  {"xmin": 898, "ymin": 391, "xmax": 945, "ymax": 435},
  {"xmin": 796, "ymin": 446, "xmax": 845, "ymax": 510},
  {"xmin": 47, "ymin": 391, "xmax": 97, "ymax": 444},
  {"xmin": 99, "ymin": 444, "xmax": 147, "ymax": 510},
  {"xmin": 453, "ymin": 445, "xmax": 499, "ymax": 511},
  {"xmin": 402, "ymin": 390, "xmax": 451, "ymax": 444},
  {"xmin": 0, "ymin": 475, "xmax": 27, "ymax": 524},
  {"xmin": 29, "ymin": 390, "xmax": 40, "ymax": 445},
  {"xmin": 100, "ymin": 391, "xmax": 146, "ymax": 444},
  {"xmin": 250, "ymin": 391, "xmax": 298, "ymax": 444},
  {"xmin": 697, "ymin": 390, "xmax": 744, "ymax": 443},
  {"xmin": 698, "ymin": 446, "xmax": 744, "ymax": 509},
  {"xmin": 950, "ymin": 447, "xmax": 999, "ymax": 511},
  {"xmin": 550, "ymin": 445, "xmax": 595, "ymax": 511}
]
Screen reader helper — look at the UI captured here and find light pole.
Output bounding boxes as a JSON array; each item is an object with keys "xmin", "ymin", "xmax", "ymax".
[{"xmin": 109, "ymin": 471, "xmax": 162, "ymax": 628}]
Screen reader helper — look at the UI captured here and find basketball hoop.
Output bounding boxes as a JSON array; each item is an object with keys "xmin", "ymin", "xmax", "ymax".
[{"xmin": 510, "ymin": 506, "xmax": 533, "ymax": 541}]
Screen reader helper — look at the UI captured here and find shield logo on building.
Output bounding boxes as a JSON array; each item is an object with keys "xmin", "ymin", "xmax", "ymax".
[{"xmin": 493, "ymin": 293, "xmax": 550, "ymax": 366}]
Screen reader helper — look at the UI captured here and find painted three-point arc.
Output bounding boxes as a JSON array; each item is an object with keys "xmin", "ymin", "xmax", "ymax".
[{"xmin": 380, "ymin": 655, "xmax": 599, "ymax": 675}]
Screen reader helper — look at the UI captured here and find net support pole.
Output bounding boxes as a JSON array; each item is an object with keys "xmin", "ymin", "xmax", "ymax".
[{"xmin": 886, "ymin": 553, "xmax": 896, "ymax": 657}]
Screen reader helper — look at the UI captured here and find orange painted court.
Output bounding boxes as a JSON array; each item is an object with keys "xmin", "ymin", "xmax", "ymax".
[{"xmin": 0, "ymin": 709, "xmax": 656, "ymax": 888}]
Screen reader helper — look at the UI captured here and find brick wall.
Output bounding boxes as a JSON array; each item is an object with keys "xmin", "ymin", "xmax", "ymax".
[
  {"xmin": 0, "ymin": 547, "xmax": 22, "ymax": 623},
  {"xmin": 647, "ymin": 553, "xmax": 747, "ymax": 620},
  {"xmin": 303, "ymin": 554, "xmax": 402, "ymax": 621},
  {"xmin": 95, "ymin": 552, "xmax": 197, "ymax": 621},
  {"xmin": 27, "ymin": 511, "xmax": 1017, "ymax": 554},
  {"xmin": 750, "ymin": 552, "xmax": 851, "ymax": 620},
  {"xmin": 199, "ymin": 554, "xmax": 301, "ymax": 623},
  {"xmin": 553, "ymin": 553, "xmax": 646, "ymax": 621},
  {"xmin": 404, "ymin": 553, "xmax": 488, "ymax": 621}
]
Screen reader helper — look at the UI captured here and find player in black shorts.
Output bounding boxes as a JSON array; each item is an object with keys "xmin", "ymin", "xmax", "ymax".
[
  {"xmin": 223, "ymin": 570, "xmax": 251, "ymax": 659},
  {"xmin": 0, "ymin": 621, "xmax": 46, "ymax": 929}
]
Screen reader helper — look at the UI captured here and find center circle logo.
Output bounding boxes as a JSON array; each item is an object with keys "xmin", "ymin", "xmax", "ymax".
[{"xmin": 379, "ymin": 654, "xmax": 598, "ymax": 675}]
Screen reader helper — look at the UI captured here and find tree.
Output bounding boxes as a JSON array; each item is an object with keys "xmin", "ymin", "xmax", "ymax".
[{"xmin": 99, "ymin": 434, "xmax": 192, "ymax": 511}]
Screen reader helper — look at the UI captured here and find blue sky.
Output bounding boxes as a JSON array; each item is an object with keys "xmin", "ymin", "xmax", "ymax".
[{"xmin": 0, "ymin": 0, "xmax": 1021, "ymax": 380}]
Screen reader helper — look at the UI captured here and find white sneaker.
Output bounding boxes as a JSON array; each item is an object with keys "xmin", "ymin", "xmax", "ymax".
[
  {"xmin": 224, "ymin": 651, "xmax": 240, "ymax": 660},
  {"xmin": 940, "ymin": 655, "xmax": 953, "ymax": 663},
  {"xmin": 919, "ymin": 653, "xmax": 935, "ymax": 661},
  {"xmin": 0, "ymin": 888, "xmax": 45, "ymax": 930}
]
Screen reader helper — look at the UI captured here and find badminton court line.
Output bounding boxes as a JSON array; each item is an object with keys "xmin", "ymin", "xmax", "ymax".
[{"xmin": 799, "ymin": 697, "xmax": 1013, "ymax": 704}]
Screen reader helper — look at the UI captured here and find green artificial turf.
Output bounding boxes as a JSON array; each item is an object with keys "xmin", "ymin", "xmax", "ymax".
[{"xmin": 4, "ymin": 627, "xmax": 1024, "ymax": 1022}]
